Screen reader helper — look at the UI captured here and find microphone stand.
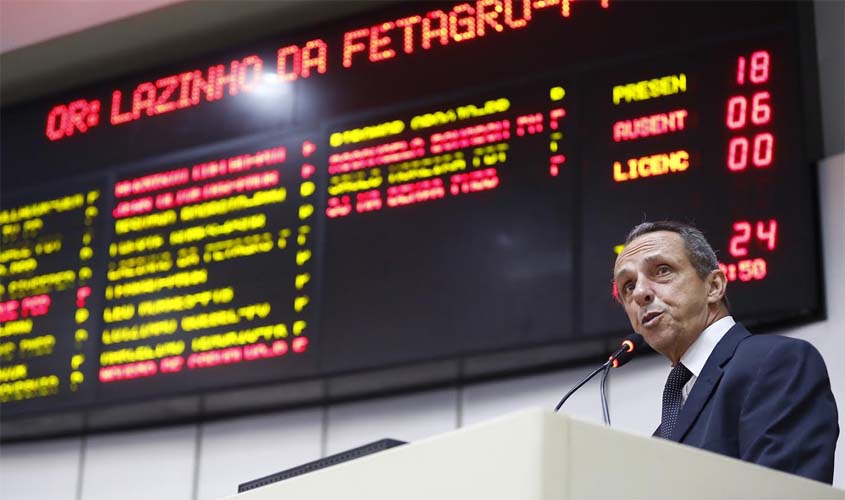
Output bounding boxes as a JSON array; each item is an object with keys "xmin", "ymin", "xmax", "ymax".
[
  {"xmin": 554, "ymin": 333, "xmax": 643, "ymax": 422},
  {"xmin": 554, "ymin": 360, "xmax": 611, "ymax": 412},
  {"xmin": 599, "ymin": 362, "xmax": 612, "ymax": 425}
]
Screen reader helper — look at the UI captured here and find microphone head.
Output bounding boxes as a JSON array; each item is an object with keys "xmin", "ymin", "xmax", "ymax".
[{"xmin": 612, "ymin": 333, "xmax": 645, "ymax": 368}]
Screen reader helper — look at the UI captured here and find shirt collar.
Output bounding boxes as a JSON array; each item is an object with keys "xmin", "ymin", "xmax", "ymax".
[{"xmin": 679, "ymin": 316, "xmax": 735, "ymax": 378}]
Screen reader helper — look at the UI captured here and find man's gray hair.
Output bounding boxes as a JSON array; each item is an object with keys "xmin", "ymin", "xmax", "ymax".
[{"xmin": 624, "ymin": 220, "xmax": 729, "ymax": 308}]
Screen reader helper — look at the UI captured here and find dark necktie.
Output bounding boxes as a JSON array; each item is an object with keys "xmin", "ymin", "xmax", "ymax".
[{"xmin": 660, "ymin": 363, "xmax": 693, "ymax": 439}]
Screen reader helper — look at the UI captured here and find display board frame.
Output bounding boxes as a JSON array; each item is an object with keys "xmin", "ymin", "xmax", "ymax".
[{"xmin": 0, "ymin": 0, "xmax": 826, "ymax": 441}]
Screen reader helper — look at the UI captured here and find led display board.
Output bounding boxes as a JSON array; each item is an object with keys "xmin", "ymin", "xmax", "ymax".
[
  {"xmin": 1, "ymin": 181, "xmax": 107, "ymax": 413},
  {"xmin": 0, "ymin": 0, "xmax": 823, "ymax": 436}
]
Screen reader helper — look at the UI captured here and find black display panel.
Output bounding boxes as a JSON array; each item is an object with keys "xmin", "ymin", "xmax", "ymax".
[
  {"xmin": 321, "ymin": 81, "xmax": 577, "ymax": 372},
  {"xmin": 580, "ymin": 33, "xmax": 820, "ymax": 335},
  {"xmin": 0, "ymin": 1, "xmax": 823, "ymax": 434},
  {"xmin": 95, "ymin": 134, "xmax": 321, "ymax": 404},
  {"xmin": 0, "ymin": 180, "xmax": 108, "ymax": 417}
]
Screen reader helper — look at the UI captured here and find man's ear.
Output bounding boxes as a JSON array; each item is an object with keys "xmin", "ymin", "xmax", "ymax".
[{"xmin": 705, "ymin": 268, "xmax": 728, "ymax": 305}]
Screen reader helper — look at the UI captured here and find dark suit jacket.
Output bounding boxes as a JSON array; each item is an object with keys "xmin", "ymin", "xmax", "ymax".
[{"xmin": 659, "ymin": 323, "xmax": 839, "ymax": 484}]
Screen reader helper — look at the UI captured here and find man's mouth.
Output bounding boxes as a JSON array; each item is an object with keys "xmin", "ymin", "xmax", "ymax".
[{"xmin": 641, "ymin": 311, "xmax": 663, "ymax": 327}]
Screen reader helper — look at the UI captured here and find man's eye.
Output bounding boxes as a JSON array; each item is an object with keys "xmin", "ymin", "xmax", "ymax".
[
  {"xmin": 624, "ymin": 282, "xmax": 635, "ymax": 293},
  {"xmin": 657, "ymin": 265, "xmax": 671, "ymax": 275}
]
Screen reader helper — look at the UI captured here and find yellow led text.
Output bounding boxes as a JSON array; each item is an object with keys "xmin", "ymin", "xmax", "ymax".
[
  {"xmin": 103, "ymin": 303, "xmax": 136, "ymax": 323},
  {"xmin": 105, "ymin": 269, "xmax": 208, "ymax": 300},
  {"xmin": 410, "ymin": 98, "xmax": 510, "ymax": 130},
  {"xmin": 108, "ymin": 251, "xmax": 173, "ymax": 282},
  {"xmin": 6, "ymin": 270, "xmax": 75, "ymax": 298},
  {"xmin": 0, "ymin": 375, "xmax": 59, "ymax": 402},
  {"xmin": 613, "ymin": 74, "xmax": 687, "ymax": 105},
  {"xmin": 0, "ymin": 193, "xmax": 84, "ymax": 225},
  {"xmin": 387, "ymin": 153, "xmax": 466, "ymax": 184},
  {"xmin": 613, "ymin": 150, "xmax": 690, "ymax": 183},
  {"xmin": 1, "ymin": 258, "xmax": 37, "ymax": 277},
  {"xmin": 0, "ymin": 247, "xmax": 31, "ymax": 263},
  {"xmin": 179, "ymin": 188, "xmax": 287, "ymax": 222},
  {"xmin": 472, "ymin": 143, "xmax": 508, "ymax": 168},
  {"xmin": 176, "ymin": 247, "xmax": 200, "ymax": 268},
  {"xmin": 0, "ymin": 363, "xmax": 27, "ymax": 382},
  {"xmin": 115, "ymin": 210, "xmax": 177, "ymax": 235},
  {"xmin": 0, "ymin": 319, "xmax": 33, "ymax": 338},
  {"xmin": 328, "ymin": 169, "xmax": 383, "ymax": 196},
  {"xmin": 330, "ymin": 120, "xmax": 405, "ymax": 148},
  {"xmin": 136, "ymin": 287, "xmax": 234, "ymax": 317},
  {"xmin": 101, "ymin": 319, "xmax": 178, "ymax": 345},
  {"xmin": 0, "ymin": 341, "xmax": 16, "ymax": 359},
  {"xmin": 19, "ymin": 334, "xmax": 56, "ymax": 357},
  {"xmin": 109, "ymin": 234, "xmax": 165, "ymax": 257},
  {"xmin": 181, "ymin": 302, "xmax": 271, "ymax": 332},
  {"xmin": 203, "ymin": 233, "xmax": 274, "ymax": 264},
  {"xmin": 169, "ymin": 214, "xmax": 266, "ymax": 245},
  {"xmin": 192, "ymin": 323, "xmax": 289, "ymax": 352},
  {"xmin": 100, "ymin": 340, "xmax": 185, "ymax": 366}
]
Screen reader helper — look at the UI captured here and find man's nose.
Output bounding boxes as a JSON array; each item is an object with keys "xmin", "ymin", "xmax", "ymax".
[{"xmin": 632, "ymin": 278, "xmax": 654, "ymax": 305}]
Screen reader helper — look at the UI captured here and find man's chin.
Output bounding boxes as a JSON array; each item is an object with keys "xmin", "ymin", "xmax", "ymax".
[{"xmin": 640, "ymin": 329, "xmax": 671, "ymax": 357}]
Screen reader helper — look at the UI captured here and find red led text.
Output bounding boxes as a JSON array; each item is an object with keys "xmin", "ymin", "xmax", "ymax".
[
  {"xmin": 45, "ymin": 1, "xmax": 611, "ymax": 141},
  {"xmin": 613, "ymin": 109, "xmax": 688, "ymax": 142},
  {"xmin": 110, "ymin": 55, "xmax": 264, "ymax": 126},
  {"xmin": 729, "ymin": 219, "xmax": 777, "ymax": 258},
  {"xmin": 277, "ymin": 40, "xmax": 328, "ymax": 82},
  {"xmin": 725, "ymin": 50, "xmax": 776, "ymax": 172},
  {"xmin": 720, "ymin": 258, "xmax": 767, "ymax": 282},
  {"xmin": 45, "ymin": 99, "xmax": 102, "ymax": 141}
]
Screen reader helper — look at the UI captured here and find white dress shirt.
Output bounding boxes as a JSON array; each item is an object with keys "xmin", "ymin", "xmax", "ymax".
[{"xmin": 679, "ymin": 315, "xmax": 736, "ymax": 405}]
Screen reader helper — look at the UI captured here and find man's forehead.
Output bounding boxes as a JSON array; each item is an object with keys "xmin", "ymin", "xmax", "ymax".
[{"xmin": 614, "ymin": 231, "xmax": 684, "ymax": 276}]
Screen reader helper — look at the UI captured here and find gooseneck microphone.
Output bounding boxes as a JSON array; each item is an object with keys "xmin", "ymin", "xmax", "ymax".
[
  {"xmin": 609, "ymin": 333, "xmax": 644, "ymax": 368},
  {"xmin": 554, "ymin": 333, "xmax": 645, "ymax": 423}
]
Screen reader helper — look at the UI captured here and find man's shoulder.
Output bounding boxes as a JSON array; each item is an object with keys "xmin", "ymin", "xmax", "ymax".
[
  {"xmin": 714, "ymin": 327, "xmax": 830, "ymax": 394},
  {"xmin": 734, "ymin": 326, "xmax": 815, "ymax": 350},
  {"xmin": 731, "ymin": 326, "xmax": 825, "ymax": 367}
]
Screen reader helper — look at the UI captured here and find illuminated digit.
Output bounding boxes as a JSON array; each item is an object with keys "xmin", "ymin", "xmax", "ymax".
[
  {"xmin": 739, "ymin": 259, "xmax": 754, "ymax": 282},
  {"xmin": 753, "ymin": 258, "xmax": 768, "ymax": 280},
  {"xmin": 726, "ymin": 96, "xmax": 747, "ymax": 129},
  {"xmin": 727, "ymin": 137, "xmax": 749, "ymax": 171},
  {"xmin": 736, "ymin": 56, "xmax": 746, "ymax": 85},
  {"xmin": 752, "ymin": 132, "xmax": 774, "ymax": 167},
  {"xmin": 756, "ymin": 219, "xmax": 777, "ymax": 250},
  {"xmin": 750, "ymin": 50, "xmax": 770, "ymax": 84},
  {"xmin": 751, "ymin": 91, "xmax": 771, "ymax": 125},
  {"xmin": 730, "ymin": 221, "xmax": 752, "ymax": 257}
]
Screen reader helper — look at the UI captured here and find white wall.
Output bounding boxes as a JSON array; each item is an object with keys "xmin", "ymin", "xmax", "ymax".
[
  {"xmin": 80, "ymin": 425, "xmax": 196, "ymax": 500},
  {"xmin": 0, "ymin": 436, "xmax": 81, "ymax": 500},
  {"xmin": 196, "ymin": 408, "xmax": 322, "ymax": 500},
  {"xmin": 1, "ymin": 2, "xmax": 842, "ymax": 499}
]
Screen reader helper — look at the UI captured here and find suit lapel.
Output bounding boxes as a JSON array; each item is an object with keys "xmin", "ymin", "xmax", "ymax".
[{"xmin": 671, "ymin": 323, "xmax": 750, "ymax": 442}]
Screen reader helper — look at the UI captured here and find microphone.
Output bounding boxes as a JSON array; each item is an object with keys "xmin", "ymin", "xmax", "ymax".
[
  {"xmin": 608, "ymin": 332, "xmax": 645, "ymax": 368},
  {"xmin": 554, "ymin": 333, "xmax": 645, "ymax": 420}
]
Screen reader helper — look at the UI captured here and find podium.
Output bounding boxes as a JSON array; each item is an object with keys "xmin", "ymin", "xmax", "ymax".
[{"xmin": 223, "ymin": 408, "xmax": 843, "ymax": 499}]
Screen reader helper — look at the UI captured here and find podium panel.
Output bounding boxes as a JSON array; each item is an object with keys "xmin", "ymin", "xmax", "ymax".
[{"xmin": 222, "ymin": 409, "xmax": 843, "ymax": 499}]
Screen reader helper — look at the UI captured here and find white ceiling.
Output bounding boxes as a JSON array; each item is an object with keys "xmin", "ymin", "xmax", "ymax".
[
  {"xmin": 0, "ymin": 1, "xmax": 387, "ymax": 105},
  {"xmin": 0, "ymin": 0, "xmax": 180, "ymax": 53}
]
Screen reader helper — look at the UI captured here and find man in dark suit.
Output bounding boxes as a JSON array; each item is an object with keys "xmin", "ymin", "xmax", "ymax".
[{"xmin": 613, "ymin": 220, "xmax": 838, "ymax": 484}]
